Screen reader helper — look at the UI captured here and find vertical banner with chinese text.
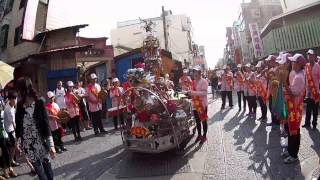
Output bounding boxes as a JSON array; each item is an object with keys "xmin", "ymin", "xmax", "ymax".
[{"xmin": 248, "ymin": 23, "xmax": 263, "ymax": 58}]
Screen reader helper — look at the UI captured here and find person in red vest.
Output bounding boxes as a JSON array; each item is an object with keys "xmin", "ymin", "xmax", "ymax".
[
  {"xmin": 65, "ymin": 81, "xmax": 82, "ymax": 141},
  {"xmin": 255, "ymin": 61, "xmax": 268, "ymax": 121},
  {"xmin": 110, "ymin": 78, "xmax": 125, "ymax": 130},
  {"xmin": 220, "ymin": 65, "xmax": 233, "ymax": 110},
  {"xmin": 46, "ymin": 91, "xmax": 67, "ymax": 153},
  {"xmin": 244, "ymin": 64, "xmax": 257, "ymax": 119},
  {"xmin": 234, "ymin": 64, "xmax": 245, "ymax": 111},
  {"xmin": 85, "ymin": 73, "xmax": 107, "ymax": 135},
  {"xmin": 302, "ymin": 49, "xmax": 320, "ymax": 130},
  {"xmin": 283, "ymin": 53, "xmax": 306, "ymax": 164},
  {"xmin": 188, "ymin": 65, "xmax": 208, "ymax": 144}
]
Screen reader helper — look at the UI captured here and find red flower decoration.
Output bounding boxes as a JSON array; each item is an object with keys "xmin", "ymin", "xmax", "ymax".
[{"xmin": 137, "ymin": 110, "xmax": 148, "ymax": 122}]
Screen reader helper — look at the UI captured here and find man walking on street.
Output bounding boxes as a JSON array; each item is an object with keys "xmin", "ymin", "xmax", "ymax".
[
  {"xmin": 220, "ymin": 65, "xmax": 233, "ymax": 110},
  {"xmin": 302, "ymin": 49, "xmax": 320, "ymax": 130}
]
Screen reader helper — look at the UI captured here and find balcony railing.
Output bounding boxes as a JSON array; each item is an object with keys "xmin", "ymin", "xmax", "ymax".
[{"xmin": 262, "ymin": 17, "xmax": 320, "ymax": 55}]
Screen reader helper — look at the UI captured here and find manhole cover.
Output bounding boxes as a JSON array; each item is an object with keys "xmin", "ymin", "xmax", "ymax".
[{"xmin": 311, "ymin": 167, "xmax": 320, "ymax": 180}]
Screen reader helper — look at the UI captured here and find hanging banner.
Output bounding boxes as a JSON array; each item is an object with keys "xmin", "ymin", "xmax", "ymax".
[
  {"xmin": 249, "ymin": 23, "xmax": 263, "ymax": 58},
  {"xmin": 234, "ymin": 48, "xmax": 241, "ymax": 65},
  {"xmin": 232, "ymin": 27, "xmax": 241, "ymax": 48},
  {"xmin": 22, "ymin": 0, "xmax": 39, "ymax": 40}
]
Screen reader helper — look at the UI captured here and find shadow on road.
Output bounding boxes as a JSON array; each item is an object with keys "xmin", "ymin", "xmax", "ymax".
[{"xmin": 53, "ymin": 144, "xmax": 126, "ymax": 180}]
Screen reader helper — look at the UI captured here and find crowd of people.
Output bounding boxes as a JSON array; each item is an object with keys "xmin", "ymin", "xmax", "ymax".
[
  {"xmin": 0, "ymin": 73, "xmax": 128, "ymax": 180},
  {"xmin": 215, "ymin": 49, "xmax": 320, "ymax": 164}
]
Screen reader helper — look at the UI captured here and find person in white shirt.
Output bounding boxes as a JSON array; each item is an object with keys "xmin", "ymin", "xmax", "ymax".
[
  {"xmin": 220, "ymin": 65, "xmax": 233, "ymax": 109},
  {"xmin": 3, "ymin": 92, "xmax": 19, "ymax": 167},
  {"xmin": 74, "ymin": 81, "xmax": 91, "ymax": 130},
  {"xmin": 54, "ymin": 81, "xmax": 67, "ymax": 109}
]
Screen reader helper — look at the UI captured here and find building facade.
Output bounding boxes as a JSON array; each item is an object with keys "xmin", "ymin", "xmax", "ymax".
[
  {"xmin": 279, "ymin": 0, "xmax": 319, "ymax": 13},
  {"xmin": 234, "ymin": 0, "xmax": 282, "ymax": 62},
  {"xmin": 261, "ymin": 1, "xmax": 320, "ymax": 57},
  {"xmin": 111, "ymin": 12, "xmax": 193, "ymax": 66},
  {"xmin": 0, "ymin": 0, "xmax": 89, "ymax": 95}
]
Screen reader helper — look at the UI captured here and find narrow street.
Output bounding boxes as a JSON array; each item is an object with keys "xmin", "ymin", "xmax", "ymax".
[{"xmin": 11, "ymin": 92, "xmax": 320, "ymax": 180}]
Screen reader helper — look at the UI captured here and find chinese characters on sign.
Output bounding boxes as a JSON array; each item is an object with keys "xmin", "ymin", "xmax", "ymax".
[{"xmin": 248, "ymin": 23, "xmax": 263, "ymax": 58}]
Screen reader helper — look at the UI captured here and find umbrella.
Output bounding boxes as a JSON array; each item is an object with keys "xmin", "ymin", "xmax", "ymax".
[{"xmin": 0, "ymin": 61, "xmax": 14, "ymax": 89}]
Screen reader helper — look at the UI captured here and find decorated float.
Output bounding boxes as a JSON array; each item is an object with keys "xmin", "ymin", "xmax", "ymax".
[{"xmin": 114, "ymin": 19, "xmax": 196, "ymax": 153}]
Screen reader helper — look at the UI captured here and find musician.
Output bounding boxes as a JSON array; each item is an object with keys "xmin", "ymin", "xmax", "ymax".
[
  {"xmin": 265, "ymin": 55, "xmax": 279, "ymax": 126},
  {"xmin": 74, "ymin": 81, "xmax": 91, "ymax": 130},
  {"xmin": 244, "ymin": 64, "xmax": 257, "ymax": 118},
  {"xmin": 234, "ymin": 64, "xmax": 246, "ymax": 111},
  {"xmin": 46, "ymin": 91, "xmax": 67, "ymax": 153},
  {"xmin": 255, "ymin": 61, "xmax": 268, "ymax": 120},
  {"xmin": 220, "ymin": 65, "xmax": 233, "ymax": 109},
  {"xmin": 65, "ymin": 81, "xmax": 82, "ymax": 141},
  {"xmin": 179, "ymin": 69, "xmax": 192, "ymax": 91},
  {"xmin": 110, "ymin": 78, "xmax": 124, "ymax": 130},
  {"xmin": 54, "ymin": 81, "xmax": 67, "ymax": 109},
  {"xmin": 283, "ymin": 54, "xmax": 306, "ymax": 164},
  {"xmin": 303, "ymin": 49, "xmax": 320, "ymax": 130},
  {"xmin": 86, "ymin": 73, "xmax": 106, "ymax": 135},
  {"xmin": 188, "ymin": 65, "xmax": 208, "ymax": 143}
]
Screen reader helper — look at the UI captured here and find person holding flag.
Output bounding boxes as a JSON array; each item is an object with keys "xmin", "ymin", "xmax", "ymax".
[{"xmin": 302, "ymin": 49, "xmax": 320, "ymax": 130}]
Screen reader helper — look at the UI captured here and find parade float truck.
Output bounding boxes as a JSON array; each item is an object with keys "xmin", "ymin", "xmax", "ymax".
[{"xmin": 110, "ymin": 20, "xmax": 196, "ymax": 153}]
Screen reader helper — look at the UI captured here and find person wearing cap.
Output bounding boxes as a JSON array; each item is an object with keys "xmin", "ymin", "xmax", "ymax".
[
  {"xmin": 220, "ymin": 65, "xmax": 233, "ymax": 109},
  {"xmin": 65, "ymin": 81, "xmax": 82, "ymax": 141},
  {"xmin": 255, "ymin": 61, "xmax": 268, "ymax": 120},
  {"xmin": 188, "ymin": 65, "xmax": 208, "ymax": 143},
  {"xmin": 234, "ymin": 64, "xmax": 246, "ymax": 111},
  {"xmin": 244, "ymin": 63, "xmax": 257, "ymax": 118},
  {"xmin": 54, "ymin": 81, "xmax": 67, "ymax": 109},
  {"xmin": 45, "ymin": 91, "xmax": 67, "ymax": 153},
  {"xmin": 265, "ymin": 55, "xmax": 280, "ymax": 126},
  {"xmin": 86, "ymin": 73, "xmax": 106, "ymax": 135},
  {"xmin": 302, "ymin": 49, "xmax": 320, "ymax": 130},
  {"xmin": 282, "ymin": 53, "xmax": 306, "ymax": 164},
  {"xmin": 110, "ymin": 78, "xmax": 125, "ymax": 130},
  {"xmin": 179, "ymin": 69, "xmax": 192, "ymax": 91},
  {"xmin": 74, "ymin": 81, "xmax": 91, "ymax": 131}
]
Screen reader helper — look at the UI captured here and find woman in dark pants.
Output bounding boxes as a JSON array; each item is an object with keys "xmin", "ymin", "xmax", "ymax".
[
  {"xmin": 15, "ymin": 78, "xmax": 56, "ymax": 180},
  {"xmin": 65, "ymin": 81, "xmax": 82, "ymax": 141}
]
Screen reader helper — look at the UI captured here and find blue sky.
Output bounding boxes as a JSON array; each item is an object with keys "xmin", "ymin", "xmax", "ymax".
[{"xmin": 66, "ymin": 0, "xmax": 248, "ymax": 68}]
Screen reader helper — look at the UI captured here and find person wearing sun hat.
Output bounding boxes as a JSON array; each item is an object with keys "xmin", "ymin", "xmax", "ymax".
[
  {"xmin": 65, "ymin": 81, "xmax": 82, "ymax": 141},
  {"xmin": 282, "ymin": 53, "xmax": 306, "ymax": 164},
  {"xmin": 234, "ymin": 64, "xmax": 246, "ymax": 111},
  {"xmin": 220, "ymin": 65, "xmax": 233, "ymax": 110},
  {"xmin": 302, "ymin": 49, "xmax": 320, "ymax": 130},
  {"xmin": 188, "ymin": 65, "xmax": 208, "ymax": 143},
  {"xmin": 86, "ymin": 73, "xmax": 106, "ymax": 135}
]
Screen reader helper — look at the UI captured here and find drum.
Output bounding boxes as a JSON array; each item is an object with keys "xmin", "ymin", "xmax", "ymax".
[{"xmin": 57, "ymin": 110, "xmax": 71, "ymax": 124}]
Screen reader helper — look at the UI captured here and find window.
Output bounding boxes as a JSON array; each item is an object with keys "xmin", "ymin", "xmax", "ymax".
[
  {"xmin": 14, "ymin": 26, "xmax": 23, "ymax": 46},
  {"xmin": 19, "ymin": 0, "xmax": 26, "ymax": 9},
  {"xmin": 0, "ymin": 24, "xmax": 9, "ymax": 49}
]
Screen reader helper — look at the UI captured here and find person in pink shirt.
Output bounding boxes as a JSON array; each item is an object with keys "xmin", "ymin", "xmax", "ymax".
[
  {"xmin": 65, "ymin": 81, "xmax": 82, "ymax": 141},
  {"xmin": 86, "ymin": 73, "xmax": 106, "ymax": 135},
  {"xmin": 45, "ymin": 91, "xmax": 67, "ymax": 153},
  {"xmin": 220, "ymin": 65, "xmax": 233, "ymax": 109},
  {"xmin": 283, "ymin": 53, "xmax": 306, "ymax": 164},
  {"xmin": 188, "ymin": 65, "xmax": 208, "ymax": 143},
  {"xmin": 234, "ymin": 64, "xmax": 246, "ymax": 111},
  {"xmin": 109, "ymin": 78, "xmax": 124, "ymax": 130},
  {"xmin": 302, "ymin": 49, "xmax": 320, "ymax": 129},
  {"xmin": 244, "ymin": 63, "xmax": 257, "ymax": 118}
]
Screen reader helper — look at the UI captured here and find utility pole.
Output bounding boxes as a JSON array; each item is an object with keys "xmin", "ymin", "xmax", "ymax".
[{"xmin": 162, "ymin": 6, "xmax": 168, "ymax": 51}]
